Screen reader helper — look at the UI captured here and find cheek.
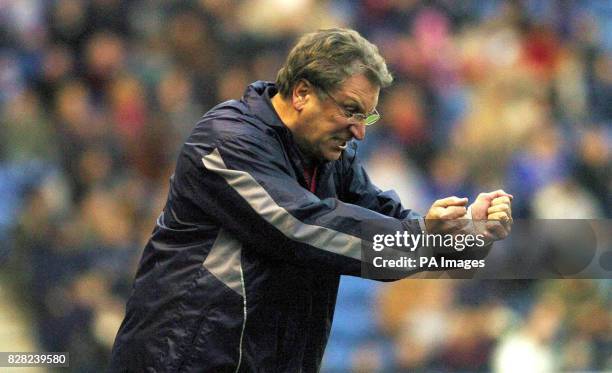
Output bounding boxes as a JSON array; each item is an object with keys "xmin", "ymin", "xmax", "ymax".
[
  {"xmin": 308, "ymin": 122, "xmax": 334, "ymax": 141},
  {"xmin": 317, "ymin": 132, "xmax": 338, "ymax": 149},
  {"xmin": 302, "ymin": 115, "xmax": 345, "ymax": 148}
]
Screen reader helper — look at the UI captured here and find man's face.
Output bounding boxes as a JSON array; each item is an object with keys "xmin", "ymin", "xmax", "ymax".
[{"xmin": 292, "ymin": 73, "xmax": 380, "ymax": 162}]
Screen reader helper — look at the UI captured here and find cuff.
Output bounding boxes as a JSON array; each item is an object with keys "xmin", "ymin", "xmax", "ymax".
[{"xmin": 418, "ymin": 216, "xmax": 427, "ymax": 234}]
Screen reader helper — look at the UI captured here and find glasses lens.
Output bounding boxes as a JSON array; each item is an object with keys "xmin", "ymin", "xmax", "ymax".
[{"xmin": 365, "ymin": 113, "xmax": 380, "ymax": 126}]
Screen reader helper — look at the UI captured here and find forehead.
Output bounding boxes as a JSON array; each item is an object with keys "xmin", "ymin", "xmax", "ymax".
[{"xmin": 333, "ymin": 73, "xmax": 379, "ymax": 111}]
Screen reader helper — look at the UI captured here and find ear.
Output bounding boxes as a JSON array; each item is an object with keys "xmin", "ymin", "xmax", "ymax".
[{"xmin": 291, "ymin": 79, "xmax": 312, "ymax": 111}]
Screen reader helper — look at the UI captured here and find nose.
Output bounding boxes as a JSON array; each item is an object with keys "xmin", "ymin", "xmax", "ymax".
[{"xmin": 349, "ymin": 122, "xmax": 366, "ymax": 141}]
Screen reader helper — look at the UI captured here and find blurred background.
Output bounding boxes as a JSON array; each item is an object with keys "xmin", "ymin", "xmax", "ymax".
[{"xmin": 0, "ymin": 0, "xmax": 610, "ymax": 372}]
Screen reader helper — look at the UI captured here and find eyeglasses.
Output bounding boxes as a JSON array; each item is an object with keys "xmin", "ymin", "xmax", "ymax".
[{"xmin": 317, "ymin": 86, "xmax": 381, "ymax": 126}]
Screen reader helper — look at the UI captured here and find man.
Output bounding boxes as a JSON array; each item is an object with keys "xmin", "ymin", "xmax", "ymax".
[{"xmin": 110, "ymin": 28, "xmax": 512, "ymax": 372}]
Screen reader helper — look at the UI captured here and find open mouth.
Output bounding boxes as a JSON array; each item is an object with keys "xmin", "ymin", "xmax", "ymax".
[{"xmin": 333, "ymin": 138, "xmax": 348, "ymax": 150}]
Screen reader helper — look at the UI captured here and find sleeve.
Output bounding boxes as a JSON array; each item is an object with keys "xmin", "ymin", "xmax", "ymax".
[
  {"xmin": 338, "ymin": 144, "xmax": 491, "ymax": 265},
  {"xmin": 175, "ymin": 134, "xmax": 433, "ymax": 277}
]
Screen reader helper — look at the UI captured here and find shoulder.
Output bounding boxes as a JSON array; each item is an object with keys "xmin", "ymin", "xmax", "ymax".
[
  {"xmin": 179, "ymin": 104, "xmax": 285, "ymax": 164},
  {"xmin": 189, "ymin": 81, "xmax": 279, "ymax": 144},
  {"xmin": 189, "ymin": 100, "xmax": 261, "ymax": 143},
  {"xmin": 179, "ymin": 99, "xmax": 283, "ymax": 158}
]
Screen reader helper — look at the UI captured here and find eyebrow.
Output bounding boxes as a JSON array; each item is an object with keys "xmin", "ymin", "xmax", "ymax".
[{"xmin": 342, "ymin": 96, "xmax": 367, "ymax": 115}]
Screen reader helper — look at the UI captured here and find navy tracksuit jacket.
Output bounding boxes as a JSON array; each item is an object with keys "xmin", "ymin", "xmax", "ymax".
[{"xmin": 110, "ymin": 81, "xmax": 434, "ymax": 372}]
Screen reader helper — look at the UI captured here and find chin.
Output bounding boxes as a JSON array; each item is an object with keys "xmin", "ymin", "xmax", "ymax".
[{"xmin": 321, "ymin": 151, "xmax": 342, "ymax": 162}]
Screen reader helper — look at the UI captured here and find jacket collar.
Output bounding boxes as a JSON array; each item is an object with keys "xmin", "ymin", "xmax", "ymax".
[
  {"xmin": 242, "ymin": 81, "xmax": 330, "ymax": 182},
  {"xmin": 242, "ymin": 81, "xmax": 336, "ymax": 183},
  {"xmin": 242, "ymin": 81, "xmax": 287, "ymax": 130}
]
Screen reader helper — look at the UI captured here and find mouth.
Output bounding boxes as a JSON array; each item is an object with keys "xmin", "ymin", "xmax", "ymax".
[{"xmin": 332, "ymin": 138, "xmax": 349, "ymax": 151}]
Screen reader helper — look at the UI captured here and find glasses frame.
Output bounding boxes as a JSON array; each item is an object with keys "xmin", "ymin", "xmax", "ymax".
[{"xmin": 313, "ymin": 83, "xmax": 381, "ymax": 126}]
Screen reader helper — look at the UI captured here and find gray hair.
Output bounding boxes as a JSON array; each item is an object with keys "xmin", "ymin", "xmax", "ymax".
[{"xmin": 276, "ymin": 28, "xmax": 393, "ymax": 97}]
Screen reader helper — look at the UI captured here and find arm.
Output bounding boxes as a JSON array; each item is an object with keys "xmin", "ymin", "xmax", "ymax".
[
  {"xmin": 175, "ymin": 133, "xmax": 430, "ymax": 277},
  {"xmin": 338, "ymin": 144, "xmax": 514, "ymax": 261}
]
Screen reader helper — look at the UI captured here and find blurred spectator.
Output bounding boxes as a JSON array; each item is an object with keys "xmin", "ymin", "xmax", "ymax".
[{"xmin": 493, "ymin": 295, "xmax": 565, "ymax": 373}]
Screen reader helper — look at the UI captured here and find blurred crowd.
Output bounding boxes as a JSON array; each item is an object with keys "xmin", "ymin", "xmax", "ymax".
[{"xmin": 0, "ymin": 0, "xmax": 610, "ymax": 372}]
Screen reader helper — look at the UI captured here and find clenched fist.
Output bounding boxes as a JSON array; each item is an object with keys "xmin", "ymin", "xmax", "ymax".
[
  {"xmin": 469, "ymin": 190, "xmax": 513, "ymax": 241},
  {"xmin": 424, "ymin": 196, "xmax": 470, "ymax": 235},
  {"xmin": 424, "ymin": 190, "xmax": 514, "ymax": 242}
]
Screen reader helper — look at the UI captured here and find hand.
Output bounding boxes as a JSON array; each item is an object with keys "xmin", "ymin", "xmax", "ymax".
[
  {"xmin": 469, "ymin": 190, "xmax": 513, "ymax": 241},
  {"xmin": 425, "ymin": 196, "xmax": 470, "ymax": 235}
]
